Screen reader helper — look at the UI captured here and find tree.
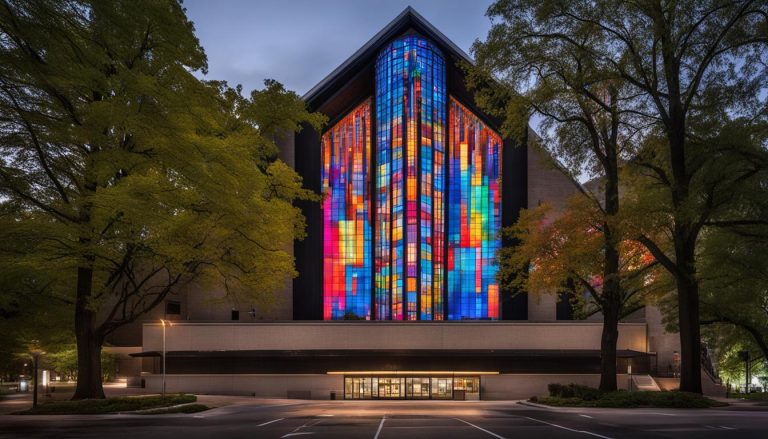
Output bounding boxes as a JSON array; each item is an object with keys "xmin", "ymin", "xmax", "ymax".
[
  {"xmin": 690, "ymin": 126, "xmax": 768, "ymax": 366},
  {"xmin": 471, "ymin": 0, "xmax": 656, "ymax": 391},
  {"xmin": 626, "ymin": 114, "xmax": 768, "ymax": 391},
  {"xmin": 0, "ymin": 0, "xmax": 324, "ymax": 399},
  {"xmin": 477, "ymin": 0, "xmax": 768, "ymax": 393},
  {"xmin": 498, "ymin": 195, "xmax": 664, "ymax": 389},
  {"xmin": 0, "ymin": 209, "xmax": 73, "ymax": 380}
]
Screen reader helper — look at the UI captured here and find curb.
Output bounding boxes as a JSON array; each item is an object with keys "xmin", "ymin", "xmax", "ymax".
[
  {"xmin": 121, "ymin": 402, "xmax": 200, "ymax": 415},
  {"xmin": 517, "ymin": 400, "xmax": 552, "ymax": 409}
]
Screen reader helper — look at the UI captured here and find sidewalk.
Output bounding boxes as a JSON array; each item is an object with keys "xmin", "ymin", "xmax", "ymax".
[{"xmin": 709, "ymin": 396, "xmax": 768, "ymax": 411}]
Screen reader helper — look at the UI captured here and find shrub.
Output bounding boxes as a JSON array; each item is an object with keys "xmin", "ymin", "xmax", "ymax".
[
  {"xmin": 547, "ymin": 383, "xmax": 601, "ymax": 400},
  {"xmin": 536, "ymin": 390, "xmax": 725, "ymax": 408}
]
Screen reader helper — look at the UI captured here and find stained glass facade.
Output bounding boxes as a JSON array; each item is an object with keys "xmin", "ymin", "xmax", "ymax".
[
  {"xmin": 374, "ymin": 36, "xmax": 446, "ymax": 320},
  {"xmin": 322, "ymin": 100, "xmax": 372, "ymax": 320},
  {"xmin": 321, "ymin": 36, "xmax": 502, "ymax": 321},
  {"xmin": 447, "ymin": 98, "xmax": 502, "ymax": 319}
]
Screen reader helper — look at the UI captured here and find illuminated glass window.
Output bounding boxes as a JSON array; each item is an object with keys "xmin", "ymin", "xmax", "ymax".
[
  {"xmin": 322, "ymin": 100, "xmax": 372, "ymax": 320},
  {"xmin": 447, "ymin": 98, "xmax": 502, "ymax": 320},
  {"xmin": 375, "ymin": 36, "xmax": 446, "ymax": 320},
  {"xmin": 321, "ymin": 37, "xmax": 502, "ymax": 321}
]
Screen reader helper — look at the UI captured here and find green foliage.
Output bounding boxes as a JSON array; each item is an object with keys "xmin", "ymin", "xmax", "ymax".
[
  {"xmin": 477, "ymin": 0, "xmax": 768, "ymax": 394},
  {"xmin": 736, "ymin": 392, "xmax": 768, "ymax": 401},
  {"xmin": 538, "ymin": 387, "xmax": 724, "ymax": 408},
  {"xmin": 472, "ymin": 1, "xmax": 663, "ymax": 395},
  {"xmin": 499, "ymin": 195, "xmax": 665, "ymax": 320},
  {"xmin": 547, "ymin": 383, "xmax": 601, "ymax": 401},
  {"xmin": 0, "ymin": 0, "xmax": 325, "ymax": 394},
  {"xmin": 342, "ymin": 311, "xmax": 365, "ymax": 320},
  {"xmin": 45, "ymin": 345, "xmax": 117, "ymax": 382},
  {"xmin": 627, "ymin": 121, "xmax": 768, "ymax": 367},
  {"xmin": 45, "ymin": 348, "xmax": 78, "ymax": 381},
  {"xmin": 20, "ymin": 393, "xmax": 196, "ymax": 415}
]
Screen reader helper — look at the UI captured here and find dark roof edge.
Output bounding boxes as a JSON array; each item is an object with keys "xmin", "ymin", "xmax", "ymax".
[{"xmin": 302, "ymin": 6, "xmax": 472, "ymax": 103}]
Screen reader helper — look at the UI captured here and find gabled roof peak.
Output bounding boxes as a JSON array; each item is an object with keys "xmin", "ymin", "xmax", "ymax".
[{"xmin": 302, "ymin": 6, "xmax": 472, "ymax": 105}]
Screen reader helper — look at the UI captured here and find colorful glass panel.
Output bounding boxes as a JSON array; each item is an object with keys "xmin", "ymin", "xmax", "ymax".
[
  {"xmin": 322, "ymin": 100, "xmax": 372, "ymax": 320},
  {"xmin": 447, "ymin": 98, "xmax": 502, "ymax": 320},
  {"xmin": 375, "ymin": 36, "xmax": 446, "ymax": 320}
]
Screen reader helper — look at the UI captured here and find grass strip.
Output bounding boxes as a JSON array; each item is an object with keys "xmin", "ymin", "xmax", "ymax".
[{"xmin": 19, "ymin": 394, "xmax": 197, "ymax": 415}]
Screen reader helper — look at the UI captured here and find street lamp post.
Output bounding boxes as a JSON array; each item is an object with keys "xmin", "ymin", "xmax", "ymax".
[{"xmin": 160, "ymin": 319, "xmax": 173, "ymax": 398}]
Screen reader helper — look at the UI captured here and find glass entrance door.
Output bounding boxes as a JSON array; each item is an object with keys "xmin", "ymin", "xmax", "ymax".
[{"xmin": 377, "ymin": 377, "xmax": 403, "ymax": 399}]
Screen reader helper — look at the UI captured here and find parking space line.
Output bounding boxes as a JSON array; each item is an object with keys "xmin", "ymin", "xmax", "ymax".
[
  {"xmin": 373, "ymin": 416, "xmax": 386, "ymax": 439},
  {"xmin": 257, "ymin": 418, "xmax": 285, "ymax": 427},
  {"xmin": 525, "ymin": 416, "xmax": 614, "ymax": 439},
  {"xmin": 455, "ymin": 418, "xmax": 506, "ymax": 439}
]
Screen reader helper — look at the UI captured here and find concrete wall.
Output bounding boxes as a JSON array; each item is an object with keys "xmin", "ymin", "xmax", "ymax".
[
  {"xmin": 482, "ymin": 374, "xmax": 633, "ymax": 400},
  {"xmin": 646, "ymin": 305, "xmax": 681, "ymax": 375},
  {"xmin": 141, "ymin": 373, "xmax": 637, "ymax": 400},
  {"xmin": 527, "ymin": 294, "xmax": 557, "ymax": 321},
  {"xmin": 143, "ymin": 374, "xmax": 341, "ymax": 399},
  {"xmin": 105, "ymin": 278, "xmax": 294, "ymax": 347},
  {"xmin": 525, "ymin": 137, "xmax": 585, "ymax": 322},
  {"xmin": 141, "ymin": 321, "xmax": 647, "ymax": 353},
  {"xmin": 103, "ymin": 346, "xmax": 143, "ymax": 379},
  {"xmin": 526, "ymin": 138, "xmax": 581, "ymax": 213}
]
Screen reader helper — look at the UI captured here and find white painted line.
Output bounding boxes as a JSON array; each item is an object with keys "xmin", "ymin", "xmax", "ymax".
[
  {"xmin": 579, "ymin": 414, "xmax": 593, "ymax": 418},
  {"xmin": 258, "ymin": 418, "xmax": 285, "ymax": 427},
  {"xmin": 525, "ymin": 416, "xmax": 614, "ymax": 439},
  {"xmin": 456, "ymin": 418, "xmax": 507, "ymax": 439},
  {"xmin": 281, "ymin": 433, "xmax": 314, "ymax": 438},
  {"xmin": 719, "ymin": 426, "xmax": 736, "ymax": 430},
  {"xmin": 646, "ymin": 412, "xmax": 677, "ymax": 416},
  {"xmin": 373, "ymin": 416, "xmax": 386, "ymax": 439}
]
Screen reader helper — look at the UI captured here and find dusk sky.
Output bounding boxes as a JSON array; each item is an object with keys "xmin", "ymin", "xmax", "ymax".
[{"xmin": 183, "ymin": 0, "xmax": 495, "ymax": 95}]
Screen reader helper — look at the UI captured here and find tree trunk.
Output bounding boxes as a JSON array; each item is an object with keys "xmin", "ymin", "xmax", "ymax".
[
  {"xmin": 599, "ymin": 222, "xmax": 621, "ymax": 392},
  {"xmin": 666, "ymin": 88, "xmax": 702, "ymax": 392},
  {"xmin": 599, "ymin": 132, "xmax": 621, "ymax": 392},
  {"xmin": 599, "ymin": 299, "xmax": 620, "ymax": 392},
  {"xmin": 72, "ymin": 265, "xmax": 106, "ymax": 400},
  {"xmin": 675, "ymin": 239, "xmax": 702, "ymax": 393}
]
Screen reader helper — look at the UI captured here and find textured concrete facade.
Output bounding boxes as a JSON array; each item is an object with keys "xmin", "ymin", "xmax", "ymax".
[{"xmin": 141, "ymin": 321, "xmax": 647, "ymax": 353}]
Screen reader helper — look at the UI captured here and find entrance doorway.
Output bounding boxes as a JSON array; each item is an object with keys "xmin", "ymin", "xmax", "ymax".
[
  {"xmin": 343, "ymin": 375, "xmax": 481, "ymax": 400},
  {"xmin": 377, "ymin": 377, "xmax": 403, "ymax": 398}
]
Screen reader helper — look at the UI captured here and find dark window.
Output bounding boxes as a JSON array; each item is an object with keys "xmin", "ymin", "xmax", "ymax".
[
  {"xmin": 165, "ymin": 301, "xmax": 181, "ymax": 315},
  {"xmin": 556, "ymin": 292, "xmax": 574, "ymax": 320},
  {"xmin": 231, "ymin": 309, "xmax": 239, "ymax": 321}
]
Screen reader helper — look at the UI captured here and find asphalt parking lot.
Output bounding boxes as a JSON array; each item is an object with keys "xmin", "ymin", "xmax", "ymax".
[{"xmin": 1, "ymin": 398, "xmax": 767, "ymax": 438}]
